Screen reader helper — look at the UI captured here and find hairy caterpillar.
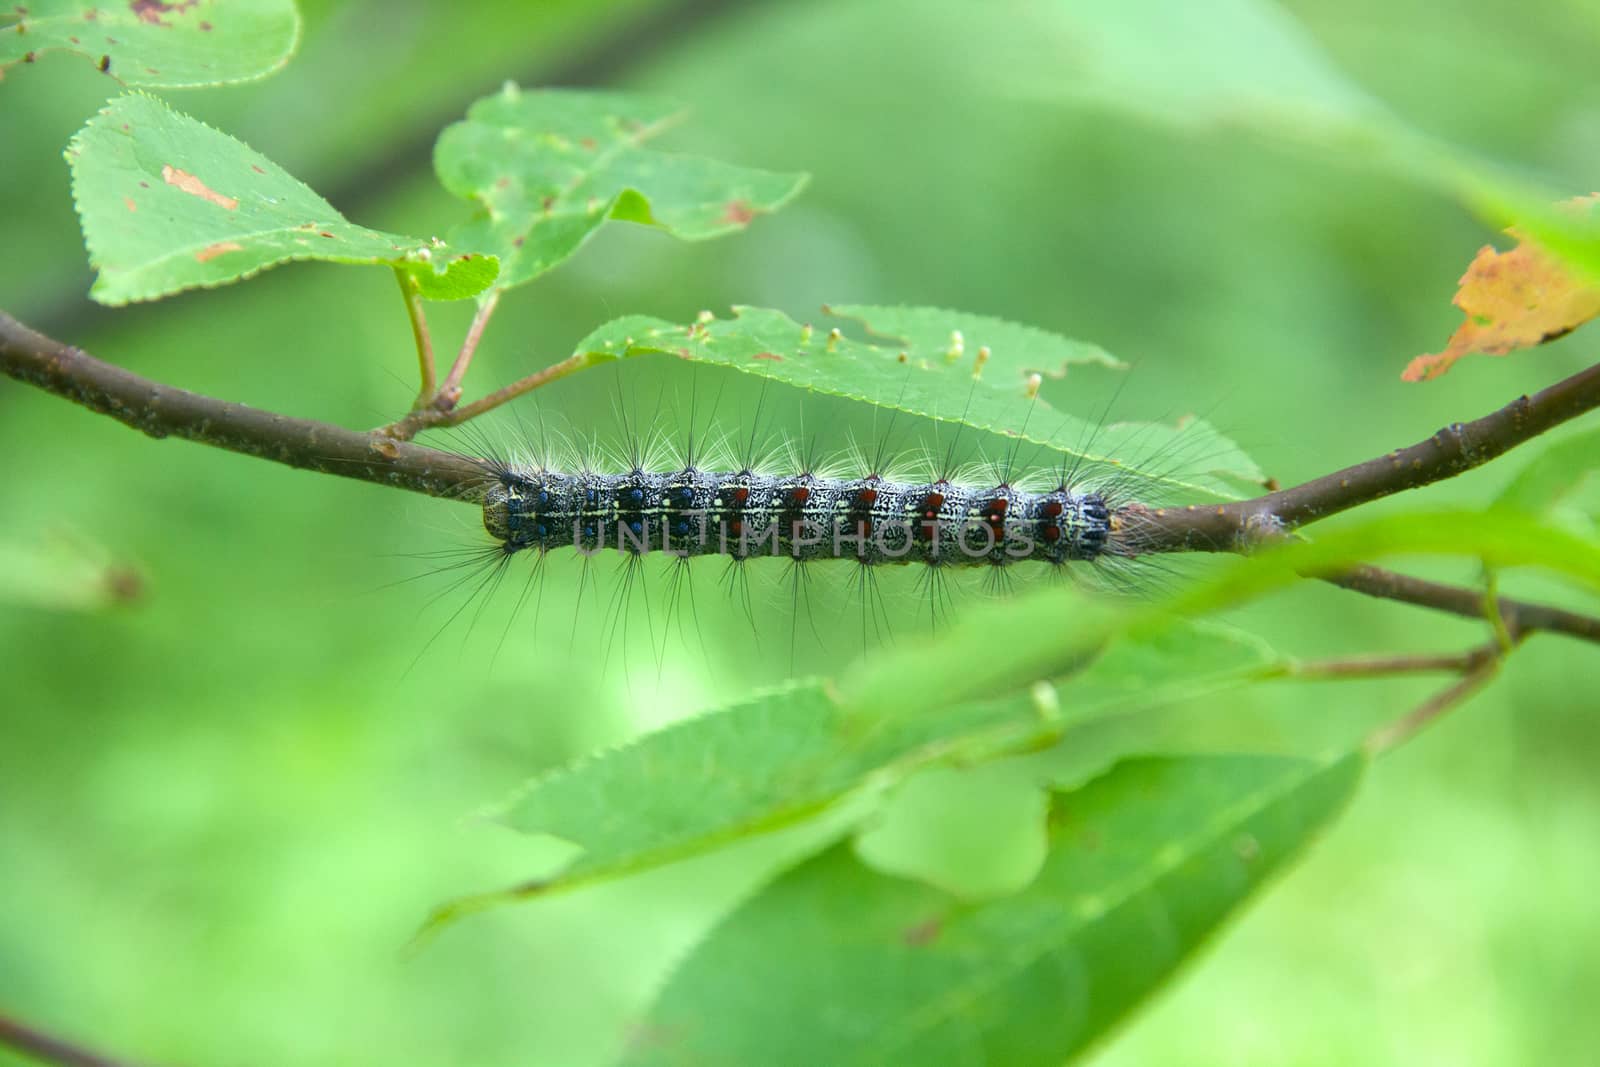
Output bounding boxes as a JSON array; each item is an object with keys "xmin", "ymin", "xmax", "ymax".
[
  {"xmin": 481, "ymin": 462, "xmax": 1116, "ymax": 568},
  {"xmin": 412, "ymin": 351, "xmax": 1248, "ymax": 679}
]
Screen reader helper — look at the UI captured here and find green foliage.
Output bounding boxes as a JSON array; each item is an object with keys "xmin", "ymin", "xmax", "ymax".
[
  {"xmin": 68, "ymin": 94, "xmax": 497, "ymax": 304},
  {"xmin": 7, "ymin": 2, "xmax": 1600, "ymax": 1065},
  {"xmin": 435, "ymin": 85, "xmax": 808, "ymax": 295},
  {"xmin": 431, "ymin": 620, "xmax": 1279, "ymax": 921},
  {"xmin": 623, "ymin": 754, "xmax": 1364, "ymax": 1067},
  {"xmin": 67, "ymin": 92, "xmax": 492, "ymax": 303},
  {"xmin": 0, "ymin": 0, "xmax": 300, "ymax": 88},
  {"xmin": 573, "ymin": 305, "xmax": 1264, "ymax": 500}
]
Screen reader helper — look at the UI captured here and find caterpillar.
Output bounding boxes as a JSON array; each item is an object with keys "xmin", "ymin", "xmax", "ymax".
[
  {"xmin": 480, "ymin": 464, "xmax": 1116, "ymax": 569},
  {"xmin": 412, "ymin": 355, "xmax": 1250, "ymax": 678}
]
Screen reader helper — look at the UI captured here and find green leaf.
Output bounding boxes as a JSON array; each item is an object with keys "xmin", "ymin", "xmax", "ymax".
[
  {"xmin": 571, "ymin": 305, "xmax": 1265, "ymax": 500},
  {"xmin": 1011, "ymin": 0, "xmax": 1600, "ymax": 281},
  {"xmin": 434, "ymin": 85, "xmax": 808, "ymax": 292},
  {"xmin": 853, "ymin": 762, "xmax": 1051, "ymax": 901},
  {"xmin": 424, "ymin": 618, "xmax": 1280, "ymax": 927},
  {"xmin": 1, "ymin": 0, "xmax": 300, "ymax": 88},
  {"xmin": 68, "ymin": 93, "xmax": 497, "ymax": 305},
  {"xmin": 1493, "ymin": 427, "xmax": 1600, "ymax": 518},
  {"xmin": 624, "ymin": 753, "xmax": 1364, "ymax": 1067}
]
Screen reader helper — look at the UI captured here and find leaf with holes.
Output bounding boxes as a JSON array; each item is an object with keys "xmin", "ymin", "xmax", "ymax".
[
  {"xmin": 571, "ymin": 305, "xmax": 1265, "ymax": 501},
  {"xmin": 622, "ymin": 753, "xmax": 1363, "ymax": 1067},
  {"xmin": 1, "ymin": 0, "xmax": 300, "ymax": 88},
  {"xmin": 433, "ymin": 85, "xmax": 807, "ymax": 293},
  {"xmin": 68, "ymin": 93, "xmax": 496, "ymax": 304}
]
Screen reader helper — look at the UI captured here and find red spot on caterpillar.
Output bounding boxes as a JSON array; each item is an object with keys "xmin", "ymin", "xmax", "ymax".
[
  {"xmin": 787, "ymin": 486, "xmax": 810, "ymax": 505},
  {"xmin": 983, "ymin": 497, "xmax": 1008, "ymax": 514},
  {"xmin": 732, "ymin": 487, "xmax": 750, "ymax": 505},
  {"xmin": 1041, "ymin": 500, "xmax": 1063, "ymax": 518},
  {"xmin": 752, "ymin": 352, "xmax": 783, "ymax": 362},
  {"xmin": 1041, "ymin": 525, "xmax": 1061, "ymax": 543},
  {"xmin": 854, "ymin": 488, "xmax": 877, "ymax": 506},
  {"xmin": 195, "ymin": 241, "xmax": 243, "ymax": 262},
  {"xmin": 921, "ymin": 491, "xmax": 945, "ymax": 513},
  {"xmin": 162, "ymin": 165, "xmax": 238, "ymax": 210},
  {"xmin": 721, "ymin": 199, "xmax": 755, "ymax": 225}
]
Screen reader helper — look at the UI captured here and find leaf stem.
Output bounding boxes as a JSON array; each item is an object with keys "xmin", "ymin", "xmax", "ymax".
[
  {"xmin": 1364, "ymin": 653, "xmax": 1504, "ymax": 754},
  {"xmin": 438, "ymin": 289, "xmax": 501, "ymax": 406},
  {"xmin": 440, "ymin": 350, "xmax": 601, "ymax": 427},
  {"xmin": 394, "ymin": 268, "xmax": 437, "ymax": 404},
  {"xmin": 1284, "ymin": 645, "xmax": 1499, "ymax": 680}
]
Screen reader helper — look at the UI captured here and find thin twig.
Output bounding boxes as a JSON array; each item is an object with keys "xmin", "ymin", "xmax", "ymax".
[
  {"xmin": 1322, "ymin": 565, "xmax": 1600, "ymax": 644},
  {"xmin": 440, "ymin": 349, "xmax": 600, "ymax": 426},
  {"xmin": 380, "ymin": 349, "xmax": 600, "ymax": 441},
  {"xmin": 0, "ymin": 1011, "xmax": 156, "ymax": 1067},
  {"xmin": 0, "ymin": 310, "xmax": 488, "ymax": 500},
  {"xmin": 1129, "ymin": 358, "xmax": 1600, "ymax": 552},
  {"xmin": 1283, "ymin": 644, "xmax": 1500, "ymax": 680},
  {"xmin": 395, "ymin": 268, "xmax": 437, "ymax": 403},
  {"xmin": 1364, "ymin": 653, "xmax": 1504, "ymax": 754},
  {"xmin": 438, "ymin": 289, "xmax": 501, "ymax": 406}
]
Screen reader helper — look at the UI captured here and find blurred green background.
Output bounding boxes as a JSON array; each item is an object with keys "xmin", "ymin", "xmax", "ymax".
[{"xmin": 4, "ymin": 1, "xmax": 1600, "ymax": 1064}]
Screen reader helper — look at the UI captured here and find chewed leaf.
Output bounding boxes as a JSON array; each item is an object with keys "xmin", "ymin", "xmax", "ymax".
[
  {"xmin": 0, "ymin": 0, "xmax": 300, "ymax": 88},
  {"xmin": 68, "ymin": 93, "xmax": 497, "ymax": 304},
  {"xmin": 433, "ymin": 85, "xmax": 807, "ymax": 293},
  {"xmin": 571, "ymin": 305, "xmax": 1264, "ymax": 500},
  {"xmin": 1405, "ymin": 197, "xmax": 1600, "ymax": 382},
  {"xmin": 624, "ymin": 754, "xmax": 1364, "ymax": 1067},
  {"xmin": 420, "ymin": 619, "xmax": 1280, "ymax": 929}
]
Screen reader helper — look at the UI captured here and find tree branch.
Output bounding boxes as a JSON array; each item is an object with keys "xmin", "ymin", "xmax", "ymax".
[
  {"xmin": 6, "ymin": 307, "xmax": 1600, "ymax": 649},
  {"xmin": 1324, "ymin": 564, "xmax": 1600, "ymax": 643},
  {"xmin": 0, "ymin": 310, "xmax": 488, "ymax": 501},
  {"xmin": 1127, "ymin": 358, "xmax": 1600, "ymax": 552}
]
